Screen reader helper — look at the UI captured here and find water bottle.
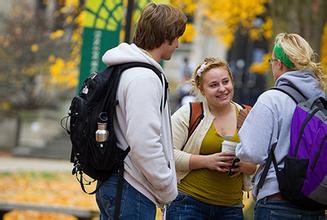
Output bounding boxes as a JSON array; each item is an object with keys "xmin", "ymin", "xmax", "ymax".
[{"xmin": 95, "ymin": 112, "xmax": 109, "ymax": 142}]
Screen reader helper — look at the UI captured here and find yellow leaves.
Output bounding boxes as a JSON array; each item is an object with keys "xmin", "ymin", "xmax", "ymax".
[
  {"xmin": 30, "ymin": 44, "xmax": 39, "ymax": 53},
  {"xmin": 249, "ymin": 29, "xmax": 261, "ymax": 41},
  {"xmin": 200, "ymin": 0, "xmax": 270, "ymax": 47},
  {"xmin": 171, "ymin": 0, "xmax": 196, "ymax": 14},
  {"xmin": 262, "ymin": 17, "xmax": 273, "ymax": 39},
  {"xmin": 180, "ymin": 23, "xmax": 196, "ymax": 43},
  {"xmin": 75, "ymin": 13, "xmax": 84, "ymax": 27},
  {"xmin": 65, "ymin": 15, "xmax": 74, "ymax": 25},
  {"xmin": 0, "ymin": 101, "xmax": 11, "ymax": 111},
  {"xmin": 49, "ymin": 58, "xmax": 78, "ymax": 89},
  {"xmin": 0, "ymin": 172, "xmax": 97, "ymax": 220},
  {"xmin": 50, "ymin": 30, "xmax": 64, "ymax": 40},
  {"xmin": 249, "ymin": 53, "xmax": 270, "ymax": 74},
  {"xmin": 65, "ymin": 0, "xmax": 80, "ymax": 8},
  {"xmin": 48, "ymin": 55, "xmax": 56, "ymax": 63}
]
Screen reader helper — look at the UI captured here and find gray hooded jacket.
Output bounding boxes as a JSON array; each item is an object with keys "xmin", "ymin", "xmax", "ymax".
[
  {"xmin": 236, "ymin": 70, "xmax": 325, "ymax": 201},
  {"xmin": 101, "ymin": 43, "xmax": 177, "ymax": 207}
]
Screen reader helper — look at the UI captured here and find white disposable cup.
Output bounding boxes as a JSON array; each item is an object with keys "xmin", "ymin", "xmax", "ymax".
[{"xmin": 221, "ymin": 140, "xmax": 239, "ymax": 153}]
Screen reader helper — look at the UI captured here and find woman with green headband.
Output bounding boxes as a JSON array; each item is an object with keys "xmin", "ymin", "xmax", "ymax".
[{"xmin": 235, "ymin": 33, "xmax": 326, "ymax": 219}]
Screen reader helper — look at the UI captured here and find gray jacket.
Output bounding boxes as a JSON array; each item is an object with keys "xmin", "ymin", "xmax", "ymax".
[{"xmin": 235, "ymin": 70, "xmax": 325, "ymax": 201}]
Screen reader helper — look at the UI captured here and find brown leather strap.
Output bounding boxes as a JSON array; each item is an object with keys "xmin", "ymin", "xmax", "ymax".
[{"xmin": 187, "ymin": 102, "xmax": 204, "ymax": 139}]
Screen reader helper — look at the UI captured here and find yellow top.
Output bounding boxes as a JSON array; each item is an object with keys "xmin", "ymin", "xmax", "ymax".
[{"xmin": 178, "ymin": 109, "xmax": 243, "ymax": 206}]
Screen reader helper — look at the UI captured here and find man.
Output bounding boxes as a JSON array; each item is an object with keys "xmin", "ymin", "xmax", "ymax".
[{"xmin": 96, "ymin": 3, "xmax": 187, "ymax": 219}]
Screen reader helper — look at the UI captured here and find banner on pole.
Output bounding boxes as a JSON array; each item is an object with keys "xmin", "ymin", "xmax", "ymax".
[
  {"xmin": 78, "ymin": 0, "xmax": 123, "ymax": 90},
  {"xmin": 78, "ymin": 0, "xmax": 169, "ymax": 90}
]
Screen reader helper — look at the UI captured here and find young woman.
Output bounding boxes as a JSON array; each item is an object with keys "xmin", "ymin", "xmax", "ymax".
[
  {"xmin": 167, "ymin": 57, "xmax": 256, "ymax": 220},
  {"xmin": 236, "ymin": 33, "xmax": 326, "ymax": 219}
]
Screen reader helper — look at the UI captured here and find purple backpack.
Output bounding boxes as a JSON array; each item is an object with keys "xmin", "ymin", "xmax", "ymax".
[{"xmin": 257, "ymin": 84, "xmax": 327, "ymax": 210}]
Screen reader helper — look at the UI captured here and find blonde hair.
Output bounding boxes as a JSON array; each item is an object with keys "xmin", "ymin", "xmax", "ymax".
[
  {"xmin": 191, "ymin": 57, "xmax": 234, "ymax": 96},
  {"xmin": 133, "ymin": 3, "xmax": 187, "ymax": 50},
  {"xmin": 275, "ymin": 33, "xmax": 327, "ymax": 92}
]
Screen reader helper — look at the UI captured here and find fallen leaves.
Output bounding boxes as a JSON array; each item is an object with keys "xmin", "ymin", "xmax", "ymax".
[{"xmin": 0, "ymin": 172, "xmax": 98, "ymax": 220}]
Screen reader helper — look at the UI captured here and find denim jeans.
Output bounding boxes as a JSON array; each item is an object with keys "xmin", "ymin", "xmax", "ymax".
[
  {"xmin": 254, "ymin": 197, "xmax": 326, "ymax": 220},
  {"xmin": 166, "ymin": 192, "xmax": 243, "ymax": 220},
  {"xmin": 96, "ymin": 173, "xmax": 156, "ymax": 220}
]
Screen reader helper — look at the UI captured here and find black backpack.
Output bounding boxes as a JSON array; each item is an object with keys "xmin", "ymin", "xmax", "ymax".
[{"xmin": 61, "ymin": 62, "xmax": 167, "ymax": 192}]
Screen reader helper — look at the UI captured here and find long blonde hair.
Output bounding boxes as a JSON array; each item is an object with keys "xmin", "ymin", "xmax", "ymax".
[{"xmin": 275, "ymin": 33, "xmax": 327, "ymax": 92}]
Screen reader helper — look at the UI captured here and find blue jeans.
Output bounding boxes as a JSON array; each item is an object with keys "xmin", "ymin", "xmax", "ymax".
[
  {"xmin": 166, "ymin": 192, "xmax": 243, "ymax": 220},
  {"xmin": 254, "ymin": 197, "xmax": 326, "ymax": 220},
  {"xmin": 96, "ymin": 173, "xmax": 156, "ymax": 220}
]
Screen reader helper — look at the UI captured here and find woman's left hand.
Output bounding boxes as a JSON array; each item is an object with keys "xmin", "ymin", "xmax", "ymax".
[{"xmin": 229, "ymin": 160, "xmax": 256, "ymax": 177}]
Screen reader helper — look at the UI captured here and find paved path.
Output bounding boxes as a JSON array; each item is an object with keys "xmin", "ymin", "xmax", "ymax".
[{"xmin": 0, "ymin": 155, "xmax": 71, "ymax": 172}]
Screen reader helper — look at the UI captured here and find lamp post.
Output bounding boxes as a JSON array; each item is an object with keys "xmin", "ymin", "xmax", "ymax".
[{"xmin": 125, "ymin": 0, "xmax": 134, "ymax": 43}]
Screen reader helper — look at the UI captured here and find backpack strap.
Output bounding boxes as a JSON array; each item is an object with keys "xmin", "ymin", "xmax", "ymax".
[
  {"xmin": 183, "ymin": 102, "xmax": 250, "ymax": 151},
  {"xmin": 180, "ymin": 102, "xmax": 204, "ymax": 151},
  {"xmin": 113, "ymin": 162, "xmax": 125, "ymax": 220},
  {"xmin": 119, "ymin": 62, "xmax": 168, "ymax": 111},
  {"xmin": 240, "ymin": 104, "xmax": 252, "ymax": 111},
  {"xmin": 256, "ymin": 142, "xmax": 278, "ymax": 196},
  {"xmin": 188, "ymin": 102, "xmax": 204, "ymax": 139},
  {"xmin": 270, "ymin": 84, "xmax": 307, "ymax": 104}
]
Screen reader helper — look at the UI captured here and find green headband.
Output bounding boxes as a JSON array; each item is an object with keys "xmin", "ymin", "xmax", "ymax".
[{"xmin": 273, "ymin": 43, "xmax": 295, "ymax": 69}]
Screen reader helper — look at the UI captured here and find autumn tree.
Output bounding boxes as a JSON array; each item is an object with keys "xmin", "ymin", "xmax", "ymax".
[
  {"xmin": 0, "ymin": 0, "xmax": 82, "ymax": 147},
  {"xmin": 271, "ymin": 0, "xmax": 327, "ymax": 55},
  {"xmin": 0, "ymin": 1, "xmax": 81, "ymax": 114}
]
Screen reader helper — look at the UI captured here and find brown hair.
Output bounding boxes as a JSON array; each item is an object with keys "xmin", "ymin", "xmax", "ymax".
[
  {"xmin": 275, "ymin": 33, "xmax": 327, "ymax": 92},
  {"xmin": 132, "ymin": 3, "xmax": 187, "ymax": 50},
  {"xmin": 191, "ymin": 57, "xmax": 234, "ymax": 95}
]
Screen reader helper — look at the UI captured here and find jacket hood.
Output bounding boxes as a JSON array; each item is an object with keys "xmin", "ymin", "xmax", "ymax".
[
  {"xmin": 102, "ymin": 43, "xmax": 164, "ymax": 73},
  {"xmin": 275, "ymin": 70, "xmax": 325, "ymax": 98}
]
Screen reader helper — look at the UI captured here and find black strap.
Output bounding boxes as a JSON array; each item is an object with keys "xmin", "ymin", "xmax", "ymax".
[
  {"xmin": 115, "ymin": 62, "xmax": 168, "ymax": 111},
  {"xmin": 114, "ymin": 162, "xmax": 125, "ymax": 220},
  {"xmin": 311, "ymin": 134, "xmax": 327, "ymax": 170},
  {"xmin": 98, "ymin": 62, "xmax": 167, "ymax": 114},
  {"xmin": 77, "ymin": 172, "xmax": 98, "ymax": 194},
  {"xmin": 256, "ymin": 143, "xmax": 277, "ymax": 195},
  {"xmin": 77, "ymin": 163, "xmax": 124, "ymax": 220}
]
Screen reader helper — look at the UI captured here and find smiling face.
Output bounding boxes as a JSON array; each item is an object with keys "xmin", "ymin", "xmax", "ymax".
[{"xmin": 199, "ymin": 67, "xmax": 234, "ymax": 108}]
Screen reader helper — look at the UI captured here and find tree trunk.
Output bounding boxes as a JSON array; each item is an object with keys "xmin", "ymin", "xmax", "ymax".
[{"xmin": 271, "ymin": 0, "xmax": 327, "ymax": 56}]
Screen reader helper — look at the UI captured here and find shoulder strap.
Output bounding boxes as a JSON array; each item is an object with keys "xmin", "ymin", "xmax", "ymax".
[
  {"xmin": 270, "ymin": 84, "xmax": 307, "ymax": 104},
  {"xmin": 185, "ymin": 102, "xmax": 249, "ymax": 143},
  {"xmin": 256, "ymin": 143, "xmax": 278, "ymax": 195},
  {"xmin": 181, "ymin": 102, "xmax": 204, "ymax": 151},
  {"xmin": 188, "ymin": 102, "xmax": 204, "ymax": 139},
  {"xmin": 240, "ymin": 104, "xmax": 252, "ymax": 111},
  {"xmin": 101, "ymin": 62, "xmax": 168, "ymax": 112},
  {"xmin": 121, "ymin": 62, "xmax": 168, "ymax": 110}
]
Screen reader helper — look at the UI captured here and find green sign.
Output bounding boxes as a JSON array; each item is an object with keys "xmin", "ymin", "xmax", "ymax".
[
  {"xmin": 78, "ymin": 0, "xmax": 167, "ymax": 90},
  {"xmin": 78, "ymin": 0, "xmax": 123, "ymax": 90}
]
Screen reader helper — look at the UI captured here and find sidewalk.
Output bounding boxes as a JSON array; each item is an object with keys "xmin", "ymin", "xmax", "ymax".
[{"xmin": 0, "ymin": 154, "xmax": 71, "ymax": 172}]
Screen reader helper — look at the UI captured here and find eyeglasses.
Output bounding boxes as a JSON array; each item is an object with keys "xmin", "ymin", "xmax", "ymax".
[{"xmin": 269, "ymin": 58, "xmax": 278, "ymax": 64}]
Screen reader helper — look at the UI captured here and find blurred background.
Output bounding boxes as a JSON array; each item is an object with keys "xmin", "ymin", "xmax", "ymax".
[{"xmin": 0, "ymin": 0, "xmax": 326, "ymax": 219}]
